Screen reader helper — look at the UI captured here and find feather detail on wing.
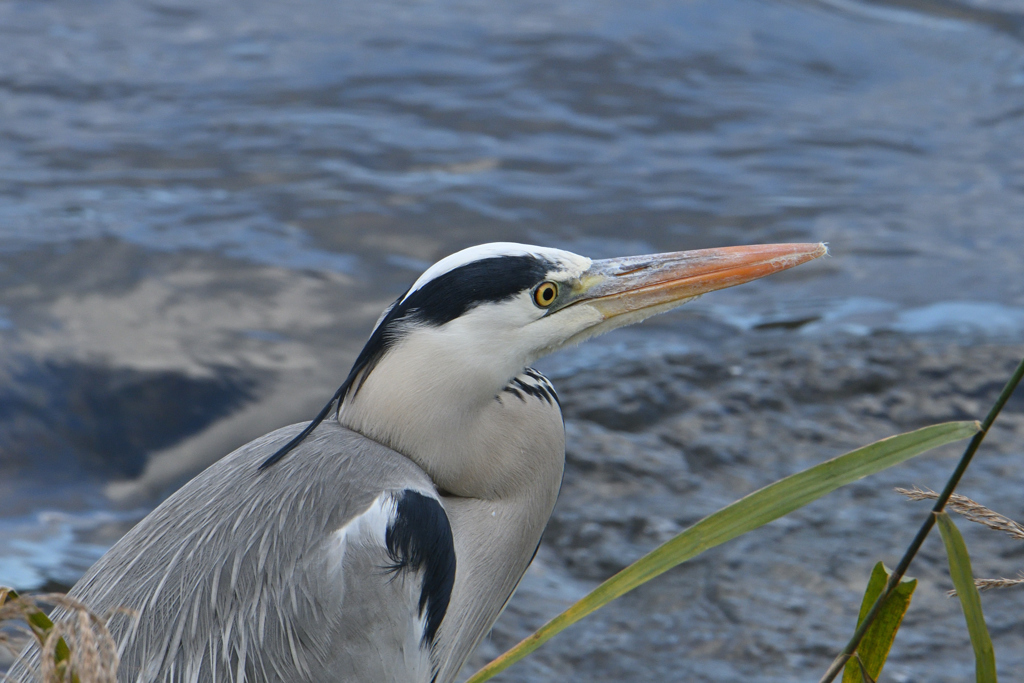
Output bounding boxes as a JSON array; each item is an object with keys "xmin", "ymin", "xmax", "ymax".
[{"xmin": 9, "ymin": 422, "xmax": 452, "ymax": 683}]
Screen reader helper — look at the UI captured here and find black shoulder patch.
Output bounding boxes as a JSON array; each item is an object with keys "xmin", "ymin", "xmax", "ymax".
[{"xmin": 385, "ymin": 490, "xmax": 457, "ymax": 648}]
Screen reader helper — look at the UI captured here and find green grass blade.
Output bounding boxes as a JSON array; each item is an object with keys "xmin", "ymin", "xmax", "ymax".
[
  {"xmin": 466, "ymin": 420, "xmax": 979, "ymax": 683},
  {"xmin": 937, "ymin": 511, "xmax": 997, "ymax": 683},
  {"xmin": 841, "ymin": 562, "xmax": 916, "ymax": 683}
]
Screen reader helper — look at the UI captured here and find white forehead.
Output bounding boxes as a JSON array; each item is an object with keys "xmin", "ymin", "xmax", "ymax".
[{"xmin": 402, "ymin": 242, "xmax": 592, "ymax": 303}]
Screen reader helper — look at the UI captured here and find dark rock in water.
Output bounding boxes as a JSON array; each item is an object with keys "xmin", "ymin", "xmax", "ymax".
[
  {"xmin": 559, "ymin": 358, "xmax": 697, "ymax": 432},
  {"xmin": 0, "ymin": 360, "xmax": 258, "ymax": 481}
]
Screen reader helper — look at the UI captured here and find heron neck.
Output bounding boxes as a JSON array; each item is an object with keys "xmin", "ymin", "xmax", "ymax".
[{"xmin": 337, "ymin": 364, "xmax": 565, "ymax": 502}]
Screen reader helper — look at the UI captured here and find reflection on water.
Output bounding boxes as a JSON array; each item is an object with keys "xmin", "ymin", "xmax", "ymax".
[{"xmin": 1, "ymin": 0, "xmax": 1024, "ymax": 592}]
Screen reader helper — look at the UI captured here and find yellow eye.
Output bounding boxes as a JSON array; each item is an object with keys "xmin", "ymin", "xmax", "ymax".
[{"xmin": 533, "ymin": 281, "xmax": 558, "ymax": 308}]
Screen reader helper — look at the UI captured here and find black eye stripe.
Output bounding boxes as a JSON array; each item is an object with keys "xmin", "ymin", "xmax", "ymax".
[
  {"xmin": 332, "ymin": 255, "xmax": 556, "ymax": 406},
  {"xmin": 404, "ymin": 255, "xmax": 552, "ymax": 325},
  {"xmin": 260, "ymin": 253, "xmax": 563, "ymax": 468}
]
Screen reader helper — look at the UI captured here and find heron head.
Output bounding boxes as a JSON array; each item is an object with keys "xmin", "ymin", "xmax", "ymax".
[
  {"xmin": 260, "ymin": 241, "xmax": 825, "ymax": 473},
  {"xmin": 339, "ymin": 241, "xmax": 827, "ymax": 405}
]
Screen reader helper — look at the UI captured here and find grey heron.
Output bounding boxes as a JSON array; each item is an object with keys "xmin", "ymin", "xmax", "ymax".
[{"xmin": 11, "ymin": 241, "xmax": 825, "ymax": 683}]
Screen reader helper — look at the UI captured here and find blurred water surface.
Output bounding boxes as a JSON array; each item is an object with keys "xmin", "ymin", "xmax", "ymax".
[{"xmin": 1, "ymin": 0, "xmax": 1023, "ymax": 616}]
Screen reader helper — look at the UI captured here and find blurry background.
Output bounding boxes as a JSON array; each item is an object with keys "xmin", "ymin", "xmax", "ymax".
[{"xmin": 2, "ymin": 0, "xmax": 1024, "ymax": 680}]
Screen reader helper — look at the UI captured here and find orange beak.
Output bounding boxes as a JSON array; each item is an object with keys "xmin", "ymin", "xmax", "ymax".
[{"xmin": 567, "ymin": 242, "xmax": 827, "ymax": 320}]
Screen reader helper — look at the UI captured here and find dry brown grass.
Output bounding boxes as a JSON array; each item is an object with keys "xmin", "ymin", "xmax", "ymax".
[
  {"xmin": 0, "ymin": 588, "xmax": 121, "ymax": 683},
  {"xmin": 897, "ymin": 486, "xmax": 1024, "ymax": 540},
  {"xmin": 897, "ymin": 487, "xmax": 1024, "ymax": 596}
]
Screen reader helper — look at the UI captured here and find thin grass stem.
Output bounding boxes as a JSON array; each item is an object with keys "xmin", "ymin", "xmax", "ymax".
[{"xmin": 819, "ymin": 355, "xmax": 1024, "ymax": 683}]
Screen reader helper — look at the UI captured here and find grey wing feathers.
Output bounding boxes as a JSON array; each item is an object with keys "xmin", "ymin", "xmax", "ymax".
[{"xmin": 12, "ymin": 422, "xmax": 443, "ymax": 683}]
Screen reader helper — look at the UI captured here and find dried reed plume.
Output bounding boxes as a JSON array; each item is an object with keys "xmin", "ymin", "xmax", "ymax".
[
  {"xmin": 896, "ymin": 487, "xmax": 1024, "ymax": 541},
  {"xmin": 896, "ymin": 487, "xmax": 1024, "ymax": 596}
]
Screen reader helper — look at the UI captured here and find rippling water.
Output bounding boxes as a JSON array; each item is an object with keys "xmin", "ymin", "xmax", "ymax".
[{"xmin": 1, "ymin": 0, "xmax": 1023, "ymax": 598}]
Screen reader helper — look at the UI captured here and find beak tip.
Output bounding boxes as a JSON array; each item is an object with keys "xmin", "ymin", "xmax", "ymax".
[{"xmin": 787, "ymin": 242, "xmax": 829, "ymax": 266}]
